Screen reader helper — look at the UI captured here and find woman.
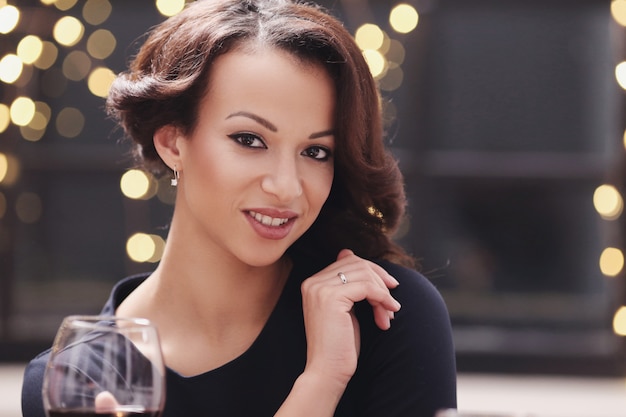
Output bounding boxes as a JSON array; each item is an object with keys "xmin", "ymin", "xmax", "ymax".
[{"xmin": 22, "ymin": 0, "xmax": 457, "ymax": 416}]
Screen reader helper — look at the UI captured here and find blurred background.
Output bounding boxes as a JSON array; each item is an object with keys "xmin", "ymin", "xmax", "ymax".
[{"xmin": 1, "ymin": 0, "xmax": 626, "ymax": 415}]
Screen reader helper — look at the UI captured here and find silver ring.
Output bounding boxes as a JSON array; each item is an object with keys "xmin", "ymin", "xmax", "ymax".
[{"xmin": 338, "ymin": 272, "xmax": 347, "ymax": 284}]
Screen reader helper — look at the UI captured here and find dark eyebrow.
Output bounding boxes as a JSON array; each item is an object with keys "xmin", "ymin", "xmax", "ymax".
[
  {"xmin": 226, "ymin": 111, "xmax": 277, "ymax": 132},
  {"xmin": 226, "ymin": 111, "xmax": 334, "ymax": 140}
]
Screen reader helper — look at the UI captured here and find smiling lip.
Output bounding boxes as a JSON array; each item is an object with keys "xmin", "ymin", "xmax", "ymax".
[{"xmin": 245, "ymin": 209, "xmax": 298, "ymax": 240}]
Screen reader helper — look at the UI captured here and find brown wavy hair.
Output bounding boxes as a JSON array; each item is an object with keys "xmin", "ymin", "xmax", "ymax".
[{"xmin": 106, "ymin": 0, "xmax": 415, "ymax": 268}]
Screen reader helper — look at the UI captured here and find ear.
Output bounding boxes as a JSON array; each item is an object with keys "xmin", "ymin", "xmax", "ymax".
[{"xmin": 154, "ymin": 125, "xmax": 183, "ymax": 171}]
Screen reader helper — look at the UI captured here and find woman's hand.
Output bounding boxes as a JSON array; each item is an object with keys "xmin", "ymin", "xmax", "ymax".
[{"xmin": 300, "ymin": 249, "xmax": 401, "ymax": 388}]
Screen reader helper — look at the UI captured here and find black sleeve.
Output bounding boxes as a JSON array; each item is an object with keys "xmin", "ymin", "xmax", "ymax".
[
  {"xmin": 21, "ymin": 350, "xmax": 50, "ymax": 417},
  {"xmin": 340, "ymin": 262, "xmax": 457, "ymax": 417}
]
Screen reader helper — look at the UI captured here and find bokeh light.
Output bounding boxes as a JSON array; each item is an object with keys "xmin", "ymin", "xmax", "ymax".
[
  {"xmin": 120, "ymin": 169, "xmax": 154, "ymax": 200},
  {"xmin": 362, "ymin": 49, "xmax": 387, "ymax": 79},
  {"xmin": 0, "ymin": 5, "xmax": 20, "ymax": 34},
  {"xmin": 355, "ymin": 23, "xmax": 385, "ymax": 51},
  {"xmin": 0, "ymin": 54, "xmax": 23, "ymax": 84},
  {"xmin": 389, "ymin": 3, "xmax": 419, "ymax": 34},
  {"xmin": 53, "ymin": 16, "xmax": 85, "ymax": 47},
  {"xmin": 156, "ymin": 0, "xmax": 186, "ymax": 17},
  {"xmin": 10, "ymin": 96, "xmax": 36, "ymax": 126},
  {"xmin": 83, "ymin": 0, "xmax": 112, "ymax": 25},
  {"xmin": 17, "ymin": 35, "xmax": 44, "ymax": 65},
  {"xmin": 62, "ymin": 50, "xmax": 92, "ymax": 81},
  {"xmin": 600, "ymin": 247, "xmax": 624, "ymax": 277},
  {"xmin": 593, "ymin": 184, "xmax": 623, "ymax": 220},
  {"xmin": 0, "ymin": 103, "xmax": 9, "ymax": 133},
  {"xmin": 126, "ymin": 233, "xmax": 166, "ymax": 263},
  {"xmin": 612, "ymin": 0, "xmax": 626, "ymax": 26},
  {"xmin": 87, "ymin": 29, "xmax": 116, "ymax": 59},
  {"xmin": 33, "ymin": 41, "xmax": 59, "ymax": 70},
  {"xmin": 87, "ymin": 66, "xmax": 115, "ymax": 97},
  {"xmin": 56, "ymin": 107, "xmax": 85, "ymax": 138}
]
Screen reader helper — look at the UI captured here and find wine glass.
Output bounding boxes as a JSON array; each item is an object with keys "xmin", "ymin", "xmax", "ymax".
[{"xmin": 42, "ymin": 315, "xmax": 166, "ymax": 417}]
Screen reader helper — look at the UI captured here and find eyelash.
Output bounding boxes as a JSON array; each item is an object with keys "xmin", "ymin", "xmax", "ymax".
[{"xmin": 227, "ymin": 133, "xmax": 333, "ymax": 162}]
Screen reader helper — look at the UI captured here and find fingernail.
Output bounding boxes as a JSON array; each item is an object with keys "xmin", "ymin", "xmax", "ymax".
[
  {"xmin": 391, "ymin": 276, "xmax": 400, "ymax": 286},
  {"xmin": 388, "ymin": 310, "xmax": 395, "ymax": 320}
]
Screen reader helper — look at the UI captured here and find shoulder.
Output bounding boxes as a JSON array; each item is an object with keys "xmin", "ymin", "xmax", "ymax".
[{"xmin": 375, "ymin": 260, "xmax": 449, "ymax": 317}]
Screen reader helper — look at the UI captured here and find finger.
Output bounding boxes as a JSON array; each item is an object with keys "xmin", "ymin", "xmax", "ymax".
[
  {"xmin": 336, "ymin": 248, "xmax": 354, "ymax": 260},
  {"xmin": 95, "ymin": 391, "xmax": 120, "ymax": 412}
]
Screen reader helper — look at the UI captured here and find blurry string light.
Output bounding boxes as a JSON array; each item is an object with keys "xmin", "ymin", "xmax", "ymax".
[
  {"xmin": 615, "ymin": 61, "xmax": 626, "ymax": 90},
  {"xmin": 613, "ymin": 306, "xmax": 626, "ymax": 336},
  {"xmin": 53, "ymin": 16, "xmax": 84, "ymax": 47},
  {"xmin": 10, "ymin": 96, "xmax": 35, "ymax": 126},
  {"xmin": 0, "ymin": 5, "xmax": 19, "ymax": 34},
  {"xmin": 17, "ymin": 35, "xmax": 43, "ymax": 64},
  {"xmin": 82, "ymin": 0, "xmax": 112, "ymax": 25},
  {"xmin": 600, "ymin": 247, "xmax": 624, "ymax": 277},
  {"xmin": 156, "ymin": 0, "xmax": 186, "ymax": 17},
  {"xmin": 0, "ymin": 152, "xmax": 19, "ymax": 185},
  {"xmin": 120, "ymin": 169, "xmax": 157, "ymax": 200},
  {"xmin": 55, "ymin": 107, "xmax": 85, "ymax": 138},
  {"xmin": 593, "ymin": 184, "xmax": 623, "ymax": 220},
  {"xmin": 612, "ymin": 0, "xmax": 626, "ymax": 26},
  {"xmin": 389, "ymin": 3, "xmax": 419, "ymax": 34},
  {"xmin": 54, "ymin": 0, "xmax": 79, "ymax": 12},
  {"xmin": 126, "ymin": 232, "xmax": 166, "ymax": 263},
  {"xmin": 0, "ymin": 54, "xmax": 23, "ymax": 84},
  {"xmin": 353, "ymin": 3, "xmax": 418, "ymax": 90}
]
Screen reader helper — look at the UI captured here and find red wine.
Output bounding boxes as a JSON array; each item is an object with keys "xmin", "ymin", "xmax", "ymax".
[{"xmin": 47, "ymin": 408, "xmax": 161, "ymax": 417}]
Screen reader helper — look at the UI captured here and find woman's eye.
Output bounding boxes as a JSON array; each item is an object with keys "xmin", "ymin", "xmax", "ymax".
[
  {"xmin": 228, "ymin": 133, "xmax": 266, "ymax": 149},
  {"xmin": 302, "ymin": 146, "xmax": 331, "ymax": 161}
]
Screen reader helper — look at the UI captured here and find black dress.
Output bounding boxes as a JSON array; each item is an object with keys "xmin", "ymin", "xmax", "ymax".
[{"xmin": 22, "ymin": 260, "xmax": 457, "ymax": 417}]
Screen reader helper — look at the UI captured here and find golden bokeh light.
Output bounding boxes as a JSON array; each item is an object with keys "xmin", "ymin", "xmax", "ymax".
[
  {"xmin": 87, "ymin": 29, "xmax": 116, "ymax": 59},
  {"xmin": 611, "ymin": 0, "xmax": 626, "ymax": 26},
  {"xmin": 355, "ymin": 23, "xmax": 385, "ymax": 51},
  {"xmin": 386, "ymin": 39, "xmax": 406, "ymax": 66},
  {"xmin": 33, "ymin": 41, "xmax": 59, "ymax": 70},
  {"xmin": 615, "ymin": 61, "xmax": 626, "ymax": 90},
  {"xmin": 16, "ymin": 192, "xmax": 43, "ymax": 224},
  {"xmin": 0, "ymin": 152, "xmax": 19, "ymax": 185},
  {"xmin": 10, "ymin": 96, "xmax": 36, "ymax": 127},
  {"xmin": 0, "ymin": 153, "xmax": 7, "ymax": 183},
  {"xmin": 0, "ymin": 54, "xmax": 23, "ymax": 84},
  {"xmin": 54, "ymin": 0, "xmax": 78, "ymax": 11},
  {"xmin": 389, "ymin": 3, "xmax": 419, "ymax": 34},
  {"xmin": 380, "ymin": 65, "xmax": 404, "ymax": 91},
  {"xmin": 56, "ymin": 107, "xmax": 85, "ymax": 138},
  {"xmin": 362, "ymin": 49, "xmax": 387, "ymax": 79},
  {"xmin": 600, "ymin": 247, "xmax": 624, "ymax": 277},
  {"xmin": 0, "ymin": 5, "xmax": 20, "ymax": 34},
  {"xmin": 127, "ymin": 233, "xmax": 166, "ymax": 263},
  {"xmin": 87, "ymin": 66, "xmax": 116, "ymax": 98},
  {"xmin": 83, "ymin": 0, "xmax": 112, "ymax": 25},
  {"xmin": 20, "ymin": 124, "xmax": 46, "ymax": 142},
  {"xmin": 53, "ymin": 16, "xmax": 85, "ymax": 47},
  {"xmin": 593, "ymin": 184, "xmax": 623, "ymax": 220},
  {"xmin": 0, "ymin": 103, "xmax": 9, "ymax": 133},
  {"xmin": 17, "ymin": 35, "xmax": 44, "ymax": 65},
  {"xmin": 62, "ymin": 50, "xmax": 92, "ymax": 81},
  {"xmin": 120, "ymin": 169, "xmax": 154, "ymax": 200},
  {"xmin": 156, "ymin": 0, "xmax": 186, "ymax": 17},
  {"xmin": 613, "ymin": 306, "xmax": 626, "ymax": 336}
]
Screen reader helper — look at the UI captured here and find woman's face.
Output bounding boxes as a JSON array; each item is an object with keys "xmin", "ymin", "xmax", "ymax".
[{"xmin": 174, "ymin": 47, "xmax": 336, "ymax": 267}]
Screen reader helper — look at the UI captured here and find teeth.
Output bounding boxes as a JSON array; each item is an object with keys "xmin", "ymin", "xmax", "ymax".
[{"xmin": 249, "ymin": 211, "xmax": 289, "ymax": 227}]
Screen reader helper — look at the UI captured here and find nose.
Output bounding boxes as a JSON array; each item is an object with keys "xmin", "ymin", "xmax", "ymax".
[{"xmin": 261, "ymin": 154, "xmax": 303, "ymax": 203}]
